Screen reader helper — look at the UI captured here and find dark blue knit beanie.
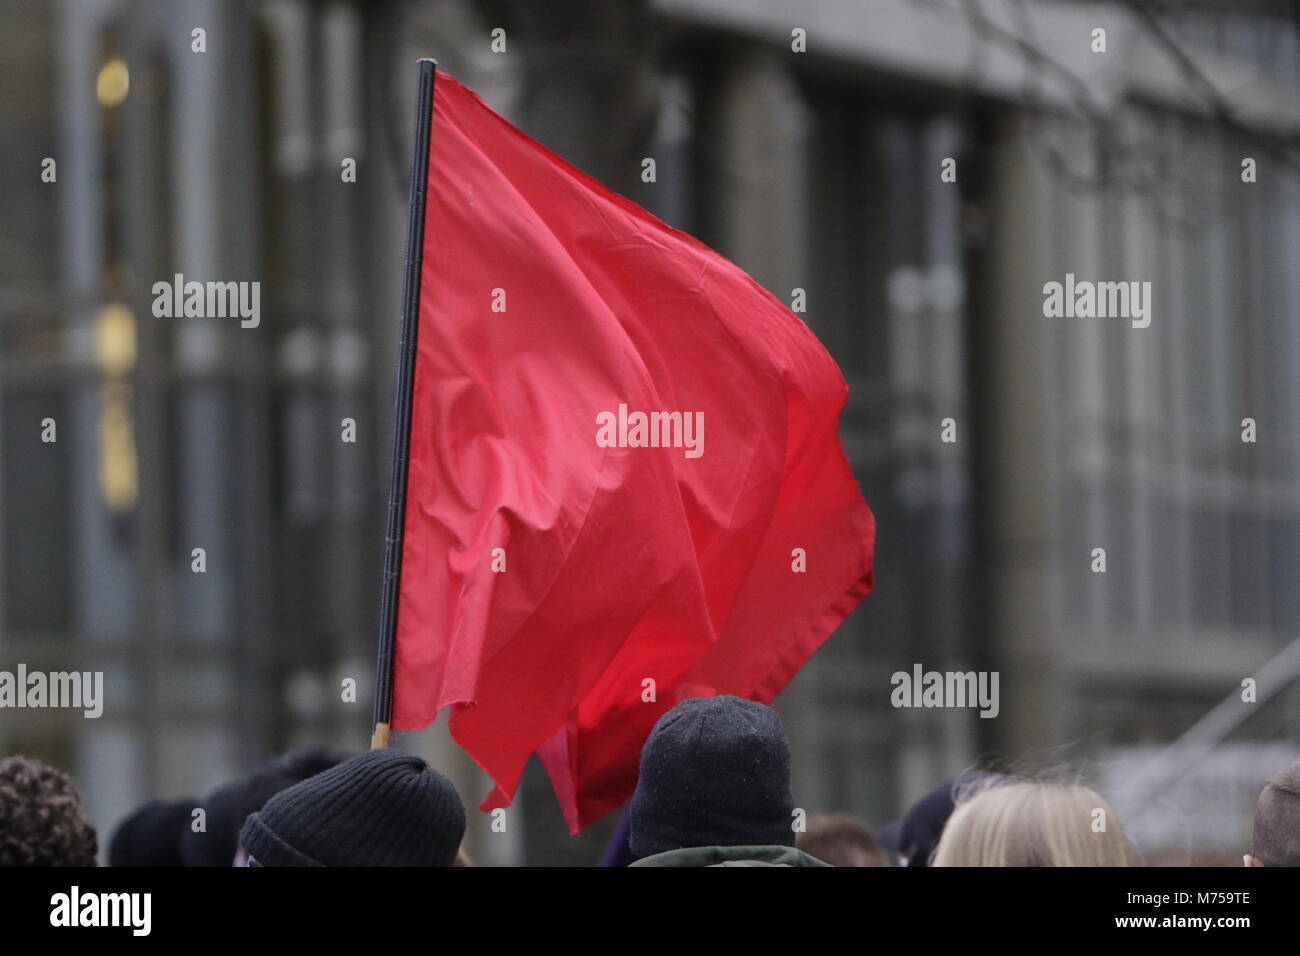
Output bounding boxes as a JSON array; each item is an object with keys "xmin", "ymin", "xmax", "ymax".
[
  {"xmin": 629, "ymin": 696, "xmax": 796, "ymax": 857},
  {"xmin": 239, "ymin": 749, "xmax": 465, "ymax": 867}
]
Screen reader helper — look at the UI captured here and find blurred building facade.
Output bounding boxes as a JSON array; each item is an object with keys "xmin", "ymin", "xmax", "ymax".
[{"xmin": 2, "ymin": 0, "xmax": 1300, "ymax": 864}]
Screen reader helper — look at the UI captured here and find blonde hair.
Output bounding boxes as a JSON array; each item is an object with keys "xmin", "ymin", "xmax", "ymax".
[{"xmin": 932, "ymin": 779, "xmax": 1135, "ymax": 867}]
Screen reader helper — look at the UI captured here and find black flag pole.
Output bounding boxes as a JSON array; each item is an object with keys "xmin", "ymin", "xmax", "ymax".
[{"xmin": 372, "ymin": 58, "xmax": 437, "ymax": 750}]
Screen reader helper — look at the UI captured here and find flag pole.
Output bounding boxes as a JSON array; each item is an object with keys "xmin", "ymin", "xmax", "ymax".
[{"xmin": 372, "ymin": 58, "xmax": 438, "ymax": 750}]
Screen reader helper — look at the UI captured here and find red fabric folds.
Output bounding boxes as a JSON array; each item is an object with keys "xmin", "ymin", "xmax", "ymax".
[{"xmin": 392, "ymin": 72, "xmax": 875, "ymax": 832}]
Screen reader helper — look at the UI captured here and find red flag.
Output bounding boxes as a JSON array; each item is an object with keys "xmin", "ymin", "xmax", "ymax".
[{"xmin": 391, "ymin": 70, "xmax": 875, "ymax": 832}]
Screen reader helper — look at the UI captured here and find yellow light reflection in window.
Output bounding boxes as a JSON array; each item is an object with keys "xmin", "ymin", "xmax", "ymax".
[
  {"xmin": 96, "ymin": 304, "xmax": 138, "ymax": 512},
  {"xmin": 97, "ymin": 58, "xmax": 130, "ymax": 108}
]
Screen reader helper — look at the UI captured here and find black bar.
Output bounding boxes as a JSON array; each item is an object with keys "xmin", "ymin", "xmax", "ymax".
[
  {"xmin": 0, "ymin": 865, "xmax": 1278, "ymax": 936},
  {"xmin": 373, "ymin": 58, "xmax": 437, "ymax": 734}
]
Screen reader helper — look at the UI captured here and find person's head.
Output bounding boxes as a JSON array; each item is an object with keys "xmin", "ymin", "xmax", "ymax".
[
  {"xmin": 181, "ymin": 745, "xmax": 352, "ymax": 866},
  {"xmin": 797, "ymin": 813, "xmax": 885, "ymax": 866},
  {"xmin": 1246, "ymin": 758, "xmax": 1300, "ymax": 867},
  {"xmin": 876, "ymin": 772, "xmax": 993, "ymax": 867},
  {"xmin": 629, "ymin": 695, "xmax": 795, "ymax": 857},
  {"xmin": 238, "ymin": 749, "xmax": 466, "ymax": 866},
  {"xmin": 109, "ymin": 797, "xmax": 195, "ymax": 867},
  {"xmin": 0, "ymin": 755, "xmax": 98, "ymax": 866},
  {"xmin": 932, "ymin": 778, "xmax": 1135, "ymax": 867}
]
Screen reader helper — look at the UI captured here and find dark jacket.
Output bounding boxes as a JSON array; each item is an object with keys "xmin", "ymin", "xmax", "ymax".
[{"xmin": 630, "ymin": 844, "xmax": 831, "ymax": 867}]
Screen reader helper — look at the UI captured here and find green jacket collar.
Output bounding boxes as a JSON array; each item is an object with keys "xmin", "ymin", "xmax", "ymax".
[{"xmin": 630, "ymin": 845, "xmax": 831, "ymax": 867}]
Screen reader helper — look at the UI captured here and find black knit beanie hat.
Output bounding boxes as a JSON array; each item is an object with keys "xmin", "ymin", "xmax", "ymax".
[
  {"xmin": 180, "ymin": 746, "xmax": 352, "ymax": 866},
  {"xmin": 239, "ymin": 749, "xmax": 466, "ymax": 866},
  {"xmin": 629, "ymin": 695, "xmax": 796, "ymax": 858}
]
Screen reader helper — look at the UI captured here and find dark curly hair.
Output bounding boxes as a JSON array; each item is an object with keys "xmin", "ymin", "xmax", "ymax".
[{"xmin": 0, "ymin": 755, "xmax": 98, "ymax": 866}]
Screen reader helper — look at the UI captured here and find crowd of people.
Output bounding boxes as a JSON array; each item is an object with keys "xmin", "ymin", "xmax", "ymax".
[{"xmin": 2, "ymin": 695, "xmax": 1298, "ymax": 867}]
